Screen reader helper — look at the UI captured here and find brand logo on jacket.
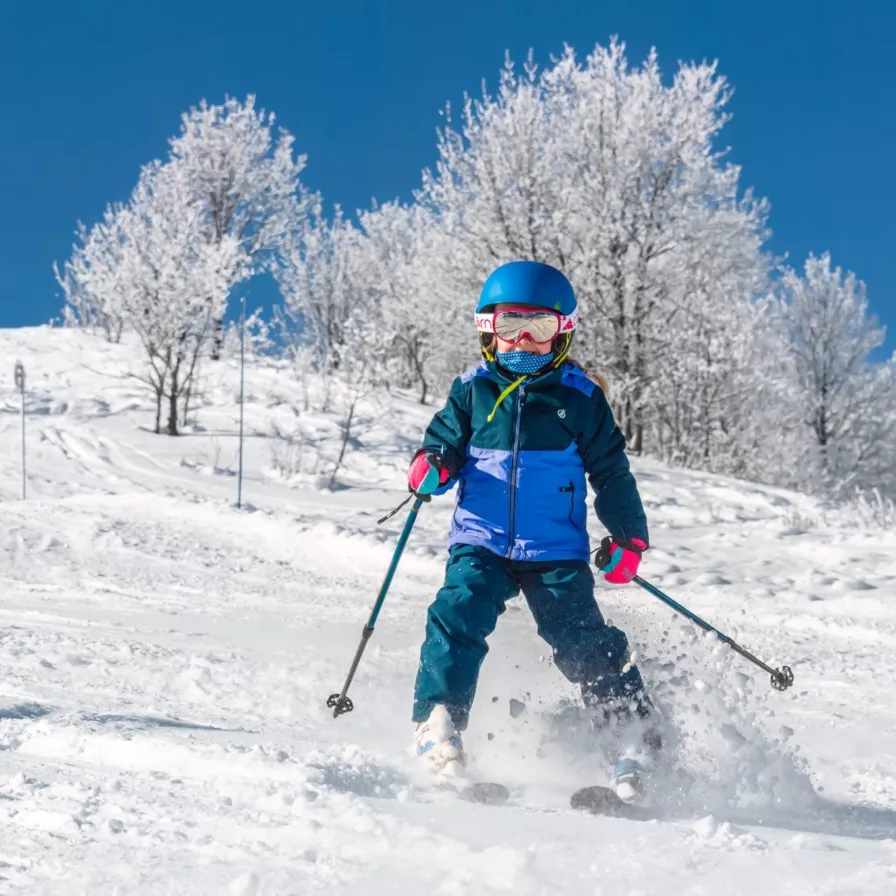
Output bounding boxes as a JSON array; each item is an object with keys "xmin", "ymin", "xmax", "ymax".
[{"xmin": 557, "ymin": 409, "xmax": 566, "ymax": 418}]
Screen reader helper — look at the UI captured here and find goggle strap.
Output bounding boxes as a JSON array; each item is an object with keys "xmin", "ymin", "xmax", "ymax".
[
  {"xmin": 552, "ymin": 332, "xmax": 572, "ymax": 368},
  {"xmin": 475, "ymin": 308, "xmax": 577, "ymax": 333}
]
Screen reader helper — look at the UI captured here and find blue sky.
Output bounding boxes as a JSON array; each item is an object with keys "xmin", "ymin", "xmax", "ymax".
[{"xmin": 1, "ymin": 0, "xmax": 893, "ymax": 352}]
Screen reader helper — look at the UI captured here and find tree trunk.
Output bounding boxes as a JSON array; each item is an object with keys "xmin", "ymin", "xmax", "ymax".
[
  {"xmin": 631, "ymin": 421, "xmax": 643, "ymax": 455},
  {"xmin": 409, "ymin": 338, "xmax": 429, "ymax": 405},
  {"xmin": 211, "ymin": 317, "xmax": 224, "ymax": 361},
  {"xmin": 167, "ymin": 390, "xmax": 179, "ymax": 436},
  {"xmin": 154, "ymin": 388, "xmax": 163, "ymax": 435},
  {"xmin": 167, "ymin": 364, "xmax": 180, "ymax": 436},
  {"xmin": 183, "ymin": 382, "xmax": 193, "ymax": 430},
  {"xmin": 330, "ymin": 398, "xmax": 357, "ymax": 487}
]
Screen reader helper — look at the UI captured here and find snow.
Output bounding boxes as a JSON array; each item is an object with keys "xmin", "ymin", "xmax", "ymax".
[{"xmin": 0, "ymin": 326, "xmax": 895, "ymax": 894}]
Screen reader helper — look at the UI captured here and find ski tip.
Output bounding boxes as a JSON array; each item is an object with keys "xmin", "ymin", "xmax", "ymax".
[
  {"xmin": 459, "ymin": 782, "xmax": 510, "ymax": 805},
  {"xmin": 570, "ymin": 785, "xmax": 627, "ymax": 815},
  {"xmin": 570, "ymin": 785, "xmax": 656, "ymax": 821}
]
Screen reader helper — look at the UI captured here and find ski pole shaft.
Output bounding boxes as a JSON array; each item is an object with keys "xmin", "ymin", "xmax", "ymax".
[
  {"xmin": 328, "ymin": 497, "xmax": 424, "ymax": 717},
  {"xmin": 632, "ymin": 575, "xmax": 794, "ymax": 692}
]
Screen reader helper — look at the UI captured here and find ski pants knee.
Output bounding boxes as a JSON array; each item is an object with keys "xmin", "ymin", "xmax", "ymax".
[{"xmin": 413, "ymin": 544, "xmax": 646, "ymax": 729}]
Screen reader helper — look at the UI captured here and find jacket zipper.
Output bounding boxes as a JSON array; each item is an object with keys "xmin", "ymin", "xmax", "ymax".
[{"xmin": 506, "ymin": 386, "xmax": 527, "ymax": 558}]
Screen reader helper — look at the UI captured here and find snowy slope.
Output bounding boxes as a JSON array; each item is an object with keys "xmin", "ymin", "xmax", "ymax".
[{"xmin": 0, "ymin": 326, "xmax": 894, "ymax": 895}]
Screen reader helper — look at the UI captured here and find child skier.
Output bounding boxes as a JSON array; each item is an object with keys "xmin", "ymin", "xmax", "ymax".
[{"xmin": 406, "ymin": 260, "xmax": 659, "ymax": 801}]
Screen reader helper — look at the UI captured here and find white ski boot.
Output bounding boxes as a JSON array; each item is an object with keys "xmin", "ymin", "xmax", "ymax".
[
  {"xmin": 611, "ymin": 734, "xmax": 661, "ymax": 804},
  {"xmin": 612, "ymin": 756, "xmax": 646, "ymax": 803},
  {"xmin": 414, "ymin": 705, "xmax": 466, "ymax": 777}
]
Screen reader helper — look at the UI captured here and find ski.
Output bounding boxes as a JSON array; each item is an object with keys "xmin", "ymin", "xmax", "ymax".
[
  {"xmin": 570, "ymin": 785, "xmax": 656, "ymax": 820},
  {"xmin": 458, "ymin": 781, "xmax": 653, "ymax": 817},
  {"xmin": 430, "ymin": 775, "xmax": 655, "ymax": 815},
  {"xmin": 425, "ymin": 771, "xmax": 511, "ymax": 806},
  {"xmin": 458, "ymin": 781, "xmax": 510, "ymax": 805}
]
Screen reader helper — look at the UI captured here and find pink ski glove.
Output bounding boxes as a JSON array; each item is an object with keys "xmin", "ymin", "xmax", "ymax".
[
  {"xmin": 596, "ymin": 536, "xmax": 647, "ymax": 585},
  {"xmin": 408, "ymin": 452, "xmax": 451, "ymax": 496}
]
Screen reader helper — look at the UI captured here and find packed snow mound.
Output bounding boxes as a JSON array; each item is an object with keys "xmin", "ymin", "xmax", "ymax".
[{"xmin": 0, "ymin": 326, "xmax": 895, "ymax": 894}]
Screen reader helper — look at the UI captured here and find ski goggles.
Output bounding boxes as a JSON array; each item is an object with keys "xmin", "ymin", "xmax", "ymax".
[{"xmin": 475, "ymin": 306, "xmax": 577, "ymax": 343}]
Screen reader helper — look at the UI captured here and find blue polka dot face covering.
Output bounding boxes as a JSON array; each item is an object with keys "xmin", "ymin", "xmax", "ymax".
[{"xmin": 496, "ymin": 350, "xmax": 554, "ymax": 374}]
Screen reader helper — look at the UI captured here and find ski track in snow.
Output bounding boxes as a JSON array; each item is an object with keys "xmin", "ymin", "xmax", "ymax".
[{"xmin": 0, "ymin": 327, "xmax": 895, "ymax": 894}]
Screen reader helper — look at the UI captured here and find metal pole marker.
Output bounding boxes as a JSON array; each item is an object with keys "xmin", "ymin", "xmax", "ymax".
[{"xmin": 14, "ymin": 362, "xmax": 25, "ymax": 499}]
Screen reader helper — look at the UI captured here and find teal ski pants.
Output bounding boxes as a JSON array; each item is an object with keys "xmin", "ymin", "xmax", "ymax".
[{"xmin": 413, "ymin": 544, "xmax": 646, "ymax": 729}]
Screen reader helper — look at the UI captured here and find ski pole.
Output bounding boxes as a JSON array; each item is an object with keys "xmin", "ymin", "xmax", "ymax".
[
  {"xmin": 328, "ymin": 496, "xmax": 425, "ymax": 717},
  {"xmin": 632, "ymin": 575, "xmax": 795, "ymax": 692}
]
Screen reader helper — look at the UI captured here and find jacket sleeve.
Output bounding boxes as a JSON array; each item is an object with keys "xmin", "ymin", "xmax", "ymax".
[
  {"xmin": 579, "ymin": 388, "xmax": 649, "ymax": 545},
  {"xmin": 418, "ymin": 376, "xmax": 472, "ymax": 491}
]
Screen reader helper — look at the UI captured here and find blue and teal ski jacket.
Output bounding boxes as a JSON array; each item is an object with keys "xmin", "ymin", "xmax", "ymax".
[{"xmin": 420, "ymin": 360, "xmax": 648, "ymax": 563}]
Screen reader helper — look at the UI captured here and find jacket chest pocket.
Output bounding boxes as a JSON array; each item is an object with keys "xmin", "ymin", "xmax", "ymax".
[{"xmin": 559, "ymin": 481, "xmax": 576, "ymax": 525}]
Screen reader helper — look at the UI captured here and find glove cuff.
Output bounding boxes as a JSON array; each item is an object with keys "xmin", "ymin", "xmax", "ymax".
[
  {"xmin": 595, "ymin": 535, "xmax": 647, "ymax": 574},
  {"xmin": 411, "ymin": 449, "xmax": 456, "ymax": 481}
]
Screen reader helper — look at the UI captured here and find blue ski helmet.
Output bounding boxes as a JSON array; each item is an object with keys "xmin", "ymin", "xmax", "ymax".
[{"xmin": 476, "ymin": 261, "xmax": 577, "ymax": 317}]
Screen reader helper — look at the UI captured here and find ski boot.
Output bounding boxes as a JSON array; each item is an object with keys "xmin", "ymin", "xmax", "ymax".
[
  {"xmin": 414, "ymin": 705, "xmax": 466, "ymax": 777},
  {"xmin": 611, "ymin": 724, "xmax": 663, "ymax": 803},
  {"xmin": 583, "ymin": 689, "xmax": 663, "ymax": 804}
]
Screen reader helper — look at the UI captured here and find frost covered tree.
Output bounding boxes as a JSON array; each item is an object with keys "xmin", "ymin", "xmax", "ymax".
[
  {"xmin": 55, "ymin": 50, "xmax": 896, "ymax": 502},
  {"xmin": 58, "ymin": 160, "xmax": 241, "ymax": 434},
  {"xmin": 415, "ymin": 41, "xmax": 770, "ymax": 453},
  {"xmin": 276, "ymin": 207, "xmax": 394, "ymax": 480},
  {"xmin": 415, "ymin": 52, "xmax": 567, "ymax": 341},
  {"xmin": 168, "ymin": 95, "xmax": 317, "ymax": 357},
  {"xmin": 277, "ymin": 200, "xmax": 472, "ymax": 407},
  {"xmin": 276, "ymin": 207, "xmax": 372, "ymax": 376},
  {"xmin": 777, "ymin": 252, "xmax": 896, "ymax": 496},
  {"xmin": 58, "ymin": 94, "xmax": 315, "ymax": 357},
  {"xmin": 121, "ymin": 160, "xmax": 243, "ymax": 435},
  {"xmin": 646, "ymin": 193, "xmax": 771, "ymax": 474},
  {"xmin": 359, "ymin": 202, "xmax": 473, "ymax": 403},
  {"xmin": 325, "ymin": 305, "xmax": 393, "ymax": 485},
  {"xmin": 55, "ymin": 210, "xmax": 130, "ymax": 343}
]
